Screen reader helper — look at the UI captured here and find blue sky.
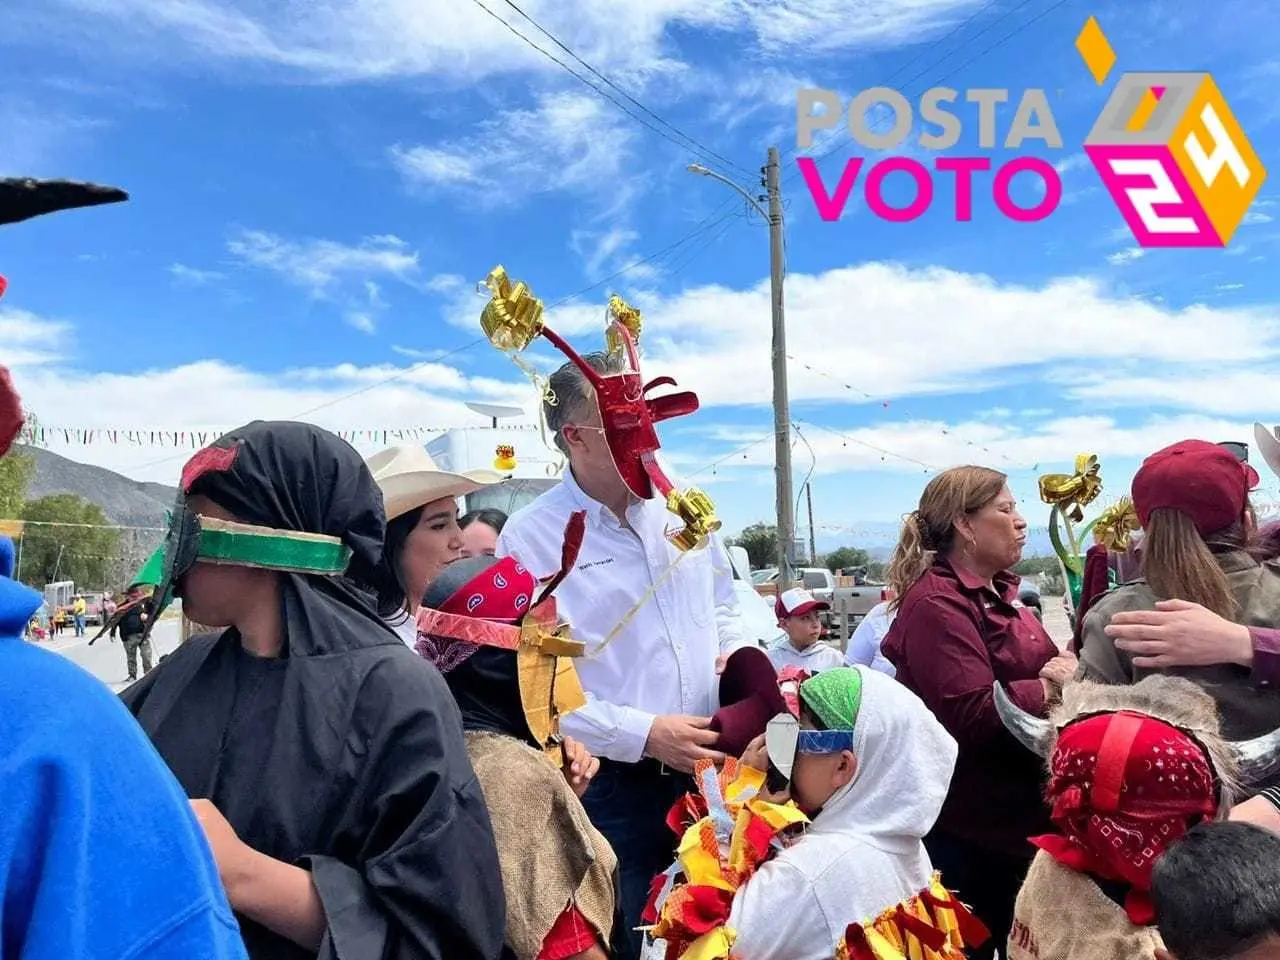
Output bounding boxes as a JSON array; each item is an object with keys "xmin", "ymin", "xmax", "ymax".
[{"xmin": 3, "ymin": 0, "xmax": 1280, "ymax": 548}]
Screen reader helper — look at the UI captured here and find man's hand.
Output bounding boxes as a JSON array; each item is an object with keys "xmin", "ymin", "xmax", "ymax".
[
  {"xmin": 1039, "ymin": 650, "xmax": 1078, "ymax": 687},
  {"xmin": 715, "ymin": 654, "xmax": 729, "ymax": 675},
  {"xmin": 561, "ymin": 736, "xmax": 600, "ymax": 799},
  {"xmin": 1106, "ymin": 599, "xmax": 1253, "ymax": 669},
  {"xmin": 190, "ymin": 799, "xmax": 259, "ymax": 903},
  {"xmin": 644, "ymin": 715, "xmax": 725, "ymax": 774}
]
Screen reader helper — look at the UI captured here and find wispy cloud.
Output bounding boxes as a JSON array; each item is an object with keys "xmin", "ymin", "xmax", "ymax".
[
  {"xmin": 169, "ymin": 262, "xmax": 227, "ymax": 286},
  {"xmin": 227, "ymin": 229, "xmax": 420, "ymax": 295},
  {"xmin": 1106, "ymin": 247, "xmax": 1145, "ymax": 266},
  {"xmin": 389, "ymin": 91, "xmax": 638, "ymax": 210}
]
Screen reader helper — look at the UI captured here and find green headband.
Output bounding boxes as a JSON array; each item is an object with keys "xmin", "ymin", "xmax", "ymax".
[
  {"xmin": 195, "ymin": 517, "xmax": 352, "ymax": 575},
  {"xmin": 133, "ymin": 517, "xmax": 352, "ymax": 586},
  {"xmin": 800, "ymin": 667, "xmax": 863, "ymax": 732}
]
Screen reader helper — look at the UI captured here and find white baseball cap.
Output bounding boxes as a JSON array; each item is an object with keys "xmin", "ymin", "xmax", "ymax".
[{"xmin": 775, "ymin": 587, "xmax": 830, "ymax": 620}]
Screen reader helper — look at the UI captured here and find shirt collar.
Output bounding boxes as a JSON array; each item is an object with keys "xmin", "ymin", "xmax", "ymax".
[
  {"xmin": 937, "ymin": 557, "xmax": 1020, "ymax": 601},
  {"xmin": 561, "ymin": 466, "xmax": 641, "ymax": 529}
]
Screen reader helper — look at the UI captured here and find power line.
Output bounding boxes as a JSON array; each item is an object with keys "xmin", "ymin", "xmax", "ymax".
[
  {"xmin": 494, "ymin": 0, "xmax": 752, "ymax": 179},
  {"xmin": 781, "ymin": 0, "xmax": 1009, "ymax": 165},
  {"xmin": 787, "ymin": 0, "xmax": 1074, "ymax": 181},
  {"xmin": 467, "ymin": 0, "xmax": 752, "ymax": 176}
]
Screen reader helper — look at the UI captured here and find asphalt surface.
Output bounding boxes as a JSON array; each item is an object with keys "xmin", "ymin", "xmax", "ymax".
[{"xmin": 38, "ymin": 617, "xmax": 183, "ymax": 693}]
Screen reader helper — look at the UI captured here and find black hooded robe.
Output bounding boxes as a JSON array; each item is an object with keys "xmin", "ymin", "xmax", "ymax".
[{"xmin": 121, "ymin": 422, "xmax": 508, "ymax": 960}]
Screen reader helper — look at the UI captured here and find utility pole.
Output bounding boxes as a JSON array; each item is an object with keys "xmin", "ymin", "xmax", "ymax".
[
  {"xmin": 806, "ymin": 481, "xmax": 817, "ymax": 566},
  {"xmin": 766, "ymin": 146, "xmax": 795, "ymax": 589},
  {"xmin": 685, "ymin": 150, "xmax": 793, "ymax": 587}
]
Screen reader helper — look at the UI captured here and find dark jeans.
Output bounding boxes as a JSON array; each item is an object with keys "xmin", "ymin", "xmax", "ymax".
[
  {"xmin": 581, "ymin": 759, "xmax": 688, "ymax": 960},
  {"xmin": 924, "ymin": 831, "xmax": 1032, "ymax": 960}
]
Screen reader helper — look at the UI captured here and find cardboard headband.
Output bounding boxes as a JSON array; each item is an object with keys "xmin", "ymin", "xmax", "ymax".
[
  {"xmin": 765, "ymin": 712, "xmax": 856, "ymax": 791},
  {"xmin": 415, "ymin": 513, "xmax": 590, "ymax": 759},
  {"xmin": 145, "ymin": 496, "xmax": 351, "ymax": 638},
  {"xmin": 480, "ymin": 266, "xmax": 721, "ymax": 551}
]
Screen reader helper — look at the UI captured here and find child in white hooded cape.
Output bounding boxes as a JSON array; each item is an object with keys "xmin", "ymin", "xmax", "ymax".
[
  {"xmin": 645, "ymin": 666, "xmax": 980, "ymax": 960},
  {"xmin": 729, "ymin": 667, "xmax": 961, "ymax": 958}
]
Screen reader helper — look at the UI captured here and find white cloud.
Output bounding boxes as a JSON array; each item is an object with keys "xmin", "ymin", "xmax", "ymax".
[
  {"xmin": 0, "ymin": 306, "xmax": 69, "ymax": 367},
  {"xmin": 169, "ymin": 262, "xmax": 227, "ymax": 285},
  {"xmin": 389, "ymin": 91, "xmax": 638, "ymax": 207},
  {"xmin": 1245, "ymin": 211, "xmax": 1274, "ymax": 225},
  {"xmin": 31, "ymin": 0, "xmax": 991, "ymax": 83},
  {"xmin": 1053, "ymin": 153, "xmax": 1090, "ymax": 175},
  {"xmin": 1216, "ymin": 282, "xmax": 1245, "ymax": 291},
  {"xmin": 227, "ymin": 229, "xmax": 420, "ymax": 295},
  {"xmin": 1106, "ymin": 247, "xmax": 1145, "ymax": 265}
]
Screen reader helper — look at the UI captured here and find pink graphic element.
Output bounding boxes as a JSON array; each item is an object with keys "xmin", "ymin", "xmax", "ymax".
[
  {"xmin": 935, "ymin": 157, "xmax": 991, "ymax": 220},
  {"xmin": 796, "ymin": 156, "xmax": 863, "ymax": 221},
  {"xmin": 993, "ymin": 157, "xmax": 1061, "ymax": 222},
  {"xmin": 864, "ymin": 157, "xmax": 932, "ymax": 222},
  {"xmin": 1151, "ymin": 85, "xmax": 1166, "ymax": 100},
  {"xmin": 1085, "ymin": 143, "xmax": 1222, "ymax": 247}
]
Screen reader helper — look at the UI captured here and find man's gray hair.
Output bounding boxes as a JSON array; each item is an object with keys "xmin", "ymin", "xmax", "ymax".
[{"xmin": 546, "ymin": 351, "xmax": 627, "ymax": 456}]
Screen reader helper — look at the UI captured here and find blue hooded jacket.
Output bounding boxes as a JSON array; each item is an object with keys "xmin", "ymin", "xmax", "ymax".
[{"xmin": 0, "ymin": 536, "xmax": 248, "ymax": 959}]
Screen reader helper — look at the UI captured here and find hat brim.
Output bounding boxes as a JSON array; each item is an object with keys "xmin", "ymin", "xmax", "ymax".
[
  {"xmin": 783, "ymin": 600, "xmax": 829, "ymax": 618},
  {"xmin": 1256, "ymin": 423, "xmax": 1280, "ymax": 484},
  {"xmin": 381, "ymin": 469, "xmax": 503, "ymax": 520}
]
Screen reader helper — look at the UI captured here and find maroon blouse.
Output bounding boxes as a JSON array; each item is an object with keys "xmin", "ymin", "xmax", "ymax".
[{"xmin": 882, "ymin": 558, "xmax": 1058, "ymax": 858}]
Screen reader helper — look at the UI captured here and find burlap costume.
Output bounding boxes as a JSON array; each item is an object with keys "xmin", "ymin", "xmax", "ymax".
[{"xmin": 467, "ymin": 732, "xmax": 616, "ymax": 958}]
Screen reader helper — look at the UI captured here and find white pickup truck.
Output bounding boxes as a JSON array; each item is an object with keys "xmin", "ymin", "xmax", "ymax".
[{"xmin": 752, "ymin": 566, "xmax": 890, "ymax": 627}]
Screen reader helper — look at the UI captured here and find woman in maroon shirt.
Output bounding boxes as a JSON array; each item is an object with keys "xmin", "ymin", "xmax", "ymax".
[{"xmin": 881, "ymin": 466, "xmax": 1077, "ymax": 960}]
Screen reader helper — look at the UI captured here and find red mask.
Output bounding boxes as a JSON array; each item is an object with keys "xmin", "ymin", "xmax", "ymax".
[{"xmin": 481, "ymin": 267, "xmax": 720, "ymax": 550}]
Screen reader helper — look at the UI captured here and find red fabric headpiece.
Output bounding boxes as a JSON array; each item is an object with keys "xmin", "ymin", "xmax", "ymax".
[
  {"xmin": 540, "ymin": 322, "xmax": 698, "ymax": 501},
  {"xmin": 436, "ymin": 555, "xmax": 535, "ymax": 621},
  {"xmin": 1030, "ymin": 711, "xmax": 1218, "ymax": 925},
  {"xmin": 0, "ymin": 366, "xmax": 23, "ymax": 459}
]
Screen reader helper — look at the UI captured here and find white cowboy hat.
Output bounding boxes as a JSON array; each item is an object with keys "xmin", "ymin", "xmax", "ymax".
[
  {"xmin": 366, "ymin": 445, "xmax": 504, "ymax": 521},
  {"xmin": 1255, "ymin": 423, "xmax": 1280, "ymax": 482}
]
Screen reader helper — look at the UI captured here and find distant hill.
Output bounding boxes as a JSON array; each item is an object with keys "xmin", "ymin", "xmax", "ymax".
[{"xmin": 24, "ymin": 446, "xmax": 175, "ymax": 529}]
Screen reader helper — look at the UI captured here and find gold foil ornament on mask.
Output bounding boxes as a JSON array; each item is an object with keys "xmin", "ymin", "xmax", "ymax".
[
  {"xmin": 605, "ymin": 295, "xmax": 642, "ymax": 355},
  {"xmin": 480, "ymin": 266, "xmax": 544, "ymax": 352}
]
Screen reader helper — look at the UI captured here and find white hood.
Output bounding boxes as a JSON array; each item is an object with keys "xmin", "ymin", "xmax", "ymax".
[
  {"xmin": 726, "ymin": 667, "xmax": 959, "ymax": 959},
  {"xmin": 809, "ymin": 666, "xmax": 958, "ymax": 851}
]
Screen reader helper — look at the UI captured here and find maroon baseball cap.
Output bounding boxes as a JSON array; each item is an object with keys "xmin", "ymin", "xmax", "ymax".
[
  {"xmin": 774, "ymin": 587, "xmax": 830, "ymax": 620},
  {"xmin": 1132, "ymin": 439, "xmax": 1260, "ymax": 536}
]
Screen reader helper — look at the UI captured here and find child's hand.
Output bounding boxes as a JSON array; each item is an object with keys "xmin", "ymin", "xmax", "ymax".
[{"xmin": 740, "ymin": 733, "xmax": 769, "ymax": 772}]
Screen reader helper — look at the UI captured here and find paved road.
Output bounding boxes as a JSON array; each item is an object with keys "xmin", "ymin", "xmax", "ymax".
[{"xmin": 38, "ymin": 618, "xmax": 183, "ymax": 694}]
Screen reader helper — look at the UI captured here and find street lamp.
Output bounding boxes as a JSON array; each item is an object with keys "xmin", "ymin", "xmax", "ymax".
[{"xmin": 686, "ymin": 149, "xmax": 795, "ymax": 589}]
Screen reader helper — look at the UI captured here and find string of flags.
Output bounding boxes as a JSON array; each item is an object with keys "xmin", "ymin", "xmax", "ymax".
[
  {"xmin": 17, "ymin": 423, "xmax": 542, "ymax": 448},
  {"xmin": 786, "ymin": 355, "xmax": 1042, "ymax": 474}
]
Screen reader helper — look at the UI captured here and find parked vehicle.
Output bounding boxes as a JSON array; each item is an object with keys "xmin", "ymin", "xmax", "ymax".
[
  {"xmin": 1018, "ymin": 577, "xmax": 1043, "ymax": 622},
  {"xmin": 727, "ymin": 548, "xmax": 785, "ymax": 649}
]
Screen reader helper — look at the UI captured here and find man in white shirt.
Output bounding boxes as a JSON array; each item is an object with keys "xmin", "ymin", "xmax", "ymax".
[{"xmin": 499, "ymin": 350, "xmax": 746, "ymax": 959}]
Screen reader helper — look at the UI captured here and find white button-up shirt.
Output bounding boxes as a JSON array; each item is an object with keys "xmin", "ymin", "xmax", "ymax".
[{"xmin": 497, "ymin": 469, "xmax": 747, "ymax": 763}]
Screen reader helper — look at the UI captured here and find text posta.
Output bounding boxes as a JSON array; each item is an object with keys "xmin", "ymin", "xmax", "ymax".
[{"xmin": 796, "ymin": 87, "xmax": 1065, "ymax": 223}]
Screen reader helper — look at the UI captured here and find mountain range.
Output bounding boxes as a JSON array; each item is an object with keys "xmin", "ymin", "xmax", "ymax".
[{"xmin": 20, "ymin": 446, "xmax": 1060, "ymax": 562}]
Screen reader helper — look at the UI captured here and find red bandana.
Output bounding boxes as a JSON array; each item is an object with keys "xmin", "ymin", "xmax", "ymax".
[
  {"xmin": 416, "ymin": 556, "xmax": 536, "ymax": 671},
  {"xmin": 1030, "ymin": 711, "xmax": 1217, "ymax": 925}
]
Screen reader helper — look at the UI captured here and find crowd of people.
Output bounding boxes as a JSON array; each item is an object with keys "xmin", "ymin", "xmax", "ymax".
[{"xmin": 5, "ymin": 182, "xmax": 1280, "ymax": 960}]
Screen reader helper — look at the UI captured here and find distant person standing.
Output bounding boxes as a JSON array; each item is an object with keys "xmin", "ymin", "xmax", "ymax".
[
  {"xmin": 71, "ymin": 595, "xmax": 86, "ymax": 637},
  {"xmin": 459, "ymin": 508, "xmax": 507, "ymax": 558},
  {"xmin": 117, "ymin": 586, "xmax": 154, "ymax": 682}
]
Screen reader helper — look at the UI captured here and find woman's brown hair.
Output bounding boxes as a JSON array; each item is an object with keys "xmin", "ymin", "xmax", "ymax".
[
  {"xmin": 886, "ymin": 465, "xmax": 1007, "ymax": 611},
  {"xmin": 1140, "ymin": 509, "xmax": 1247, "ymax": 619}
]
